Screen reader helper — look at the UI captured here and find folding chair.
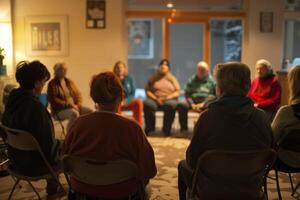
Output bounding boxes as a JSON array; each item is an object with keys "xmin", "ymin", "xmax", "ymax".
[
  {"xmin": 62, "ymin": 155, "xmax": 145, "ymax": 199},
  {"xmin": 188, "ymin": 149, "xmax": 276, "ymax": 200},
  {"xmin": 273, "ymin": 128, "xmax": 300, "ymax": 200},
  {"xmin": 0, "ymin": 124, "xmax": 65, "ymax": 200}
]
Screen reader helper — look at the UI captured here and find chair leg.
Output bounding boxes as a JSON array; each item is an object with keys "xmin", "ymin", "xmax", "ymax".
[
  {"xmin": 292, "ymin": 181, "xmax": 300, "ymax": 196},
  {"xmin": 27, "ymin": 181, "xmax": 41, "ymax": 200},
  {"xmin": 8, "ymin": 178, "xmax": 20, "ymax": 200},
  {"xmin": 275, "ymin": 170, "xmax": 282, "ymax": 200},
  {"xmin": 288, "ymin": 173, "xmax": 294, "ymax": 191},
  {"xmin": 264, "ymin": 175, "xmax": 269, "ymax": 200}
]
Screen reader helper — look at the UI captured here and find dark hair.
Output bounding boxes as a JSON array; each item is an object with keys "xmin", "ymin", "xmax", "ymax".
[
  {"xmin": 15, "ymin": 60, "xmax": 50, "ymax": 89},
  {"xmin": 90, "ymin": 72, "xmax": 124, "ymax": 105},
  {"xmin": 159, "ymin": 59, "xmax": 170, "ymax": 69}
]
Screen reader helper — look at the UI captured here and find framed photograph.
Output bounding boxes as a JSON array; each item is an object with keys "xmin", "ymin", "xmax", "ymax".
[
  {"xmin": 86, "ymin": 0, "xmax": 106, "ymax": 29},
  {"xmin": 128, "ymin": 19, "xmax": 154, "ymax": 59},
  {"xmin": 25, "ymin": 15, "xmax": 68, "ymax": 56},
  {"xmin": 260, "ymin": 12, "xmax": 273, "ymax": 33}
]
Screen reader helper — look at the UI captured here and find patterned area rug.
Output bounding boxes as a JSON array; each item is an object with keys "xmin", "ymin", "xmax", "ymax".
[{"xmin": 1, "ymin": 136, "xmax": 300, "ymax": 200}]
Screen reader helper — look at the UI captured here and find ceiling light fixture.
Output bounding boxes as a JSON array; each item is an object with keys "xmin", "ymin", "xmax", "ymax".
[{"xmin": 166, "ymin": 2, "xmax": 174, "ymax": 8}]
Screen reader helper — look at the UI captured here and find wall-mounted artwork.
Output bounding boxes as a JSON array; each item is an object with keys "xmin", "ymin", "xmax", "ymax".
[
  {"xmin": 25, "ymin": 16, "xmax": 68, "ymax": 56},
  {"xmin": 86, "ymin": 0, "xmax": 106, "ymax": 29},
  {"xmin": 260, "ymin": 12, "xmax": 273, "ymax": 33},
  {"xmin": 128, "ymin": 19, "xmax": 154, "ymax": 59}
]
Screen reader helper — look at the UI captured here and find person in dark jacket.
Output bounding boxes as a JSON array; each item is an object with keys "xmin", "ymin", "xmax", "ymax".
[
  {"xmin": 2, "ymin": 61, "xmax": 61, "ymax": 197},
  {"xmin": 177, "ymin": 62, "xmax": 274, "ymax": 200}
]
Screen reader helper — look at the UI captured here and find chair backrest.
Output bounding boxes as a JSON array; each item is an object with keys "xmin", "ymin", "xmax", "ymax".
[
  {"xmin": 0, "ymin": 124, "xmax": 40, "ymax": 151},
  {"xmin": 191, "ymin": 149, "xmax": 276, "ymax": 195},
  {"xmin": 62, "ymin": 155, "xmax": 139, "ymax": 186},
  {"xmin": 278, "ymin": 129, "xmax": 300, "ymax": 152}
]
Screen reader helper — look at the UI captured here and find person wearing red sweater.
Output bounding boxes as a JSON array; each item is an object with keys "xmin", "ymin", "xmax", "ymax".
[
  {"xmin": 248, "ymin": 59, "xmax": 282, "ymax": 122},
  {"xmin": 62, "ymin": 72, "xmax": 157, "ymax": 199}
]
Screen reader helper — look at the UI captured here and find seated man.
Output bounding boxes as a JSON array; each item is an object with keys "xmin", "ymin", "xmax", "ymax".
[
  {"xmin": 63, "ymin": 72, "xmax": 157, "ymax": 199},
  {"xmin": 2, "ymin": 61, "xmax": 61, "ymax": 197},
  {"xmin": 177, "ymin": 61, "xmax": 216, "ymax": 131},
  {"xmin": 47, "ymin": 62, "xmax": 92, "ymax": 131},
  {"xmin": 178, "ymin": 62, "xmax": 274, "ymax": 200},
  {"xmin": 248, "ymin": 59, "xmax": 282, "ymax": 122}
]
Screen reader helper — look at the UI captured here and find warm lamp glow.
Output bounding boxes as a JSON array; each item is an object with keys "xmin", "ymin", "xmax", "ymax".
[
  {"xmin": 166, "ymin": 2, "xmax": 174, "ymax": 8},
  {"xmin": 0, "ymin": 22, "xmax": 13, "ymax": 75}
]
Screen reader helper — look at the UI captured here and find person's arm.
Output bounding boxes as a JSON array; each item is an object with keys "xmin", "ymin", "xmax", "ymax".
[
  {"xmin": 136, "ymin": 126, "xmax": 157, "ymax": 183},
  {"xmin": 184, "ymin": 78, "xmax": 194, "ymax": 105},
  {"xmin": 186, "ymin": 112, "xmax": 207, "ymax": 170},
  {"xmin": 28, "ymin": 103, "xmax": 57, "ymax": 165},
  {"xmin": 256, "ymin": 81, "xmax": 282, "ymax": 109},
  {"xmin": 271, "ymin": 107, "xmax": 288, "ymax": 142},
  {"xmin": 47, "ymin": 82, "xmax": 69, "ymax": 109},
  {"xmin": 165, "ymin": 76, "xmax": 180, "ymax": 100},
  {"xmin": 145, "ymin": 79, "xmax": 159, "ymax": 101},
  {"xmin": 69, "ymin": 79, "xmax": 83, "ymax": 107},
  {"xmin": 125, "ymin": 76, "xmax": 136, "ymax": 104}
]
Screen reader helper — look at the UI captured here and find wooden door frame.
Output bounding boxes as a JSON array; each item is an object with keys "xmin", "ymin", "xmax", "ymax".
[{"xmin": 126, "ymin": 11, "xmax": 246, "ymax": 65}]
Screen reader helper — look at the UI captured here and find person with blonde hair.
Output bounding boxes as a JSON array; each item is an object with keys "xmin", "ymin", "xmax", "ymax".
[
  {"xmin": 113, "ymin": 61, "xmax": 143, "ymax": 126},
  {"xmin": 63, "ymin": 72, "xmax": 156, "ymax": 199},
  {"xmin": 144, "ymin": 59, "xmax": 180, "ymax": 136},
  {"xmin": 47, "ymin": 62, "xmax": 92, "ymax": 131},
  {"xmin": 272, "ymin": 65, "xmax": 300, "ymax": 168},
  {"xmin": 178, "ymin": 62, "xmax": 273, "ymax": 200},
  {"xmin": 248, "ymin": 59, "xmax": 282, "ymax": 122},
  {"xmin": 177, "ymin": 61, "xmax": 216, "ymax": 132}
]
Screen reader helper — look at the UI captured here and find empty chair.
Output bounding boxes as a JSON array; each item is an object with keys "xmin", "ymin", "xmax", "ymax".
[
  {"xmin": 188, "ymin": 149, "xmax": 276, "ymax": 200},
  {"xmin": 62, "ymin": 155, "xmax": 145, "ymax": 199},
  {"xmin": 0, "ymin": 124, "xmax": 65, "ymax": 200}
]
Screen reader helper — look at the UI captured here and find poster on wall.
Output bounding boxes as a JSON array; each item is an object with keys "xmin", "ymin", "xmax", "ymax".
[
  {"xmin": 128, "ymin": 19, "xmax": 154, "ymax": 59},
  {"xmin": 86, "ymin": 0, "xmax": 106, "ymax": 29},
  {"xmin": 25, "ymin": 15, "xmax": 68, "ymax": 56},
  {"xmin": 260, "ymin": 12, "xmax": 273, "ymax": 33}
]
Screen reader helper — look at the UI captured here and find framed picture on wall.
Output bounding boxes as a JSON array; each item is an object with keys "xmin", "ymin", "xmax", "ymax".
[
  {"xmin": 128, "ymin": 19, "xmax": 154, "ymax": 59},
  {"xmin": 25, "ymin": 15, "xmax": 69, "ymax": 56},
  {"xmin": 86, "ymin": 0, "xmax": 106, "ymax": 29},
  {"xmin": 260, "ymin": 12, "xmax": 273, "ymax": 33}
]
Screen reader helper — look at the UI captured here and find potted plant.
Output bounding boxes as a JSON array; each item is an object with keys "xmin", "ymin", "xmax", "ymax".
[{"xmin": 0, "ymin": 47, "xmax": 4, "ymax": 66}]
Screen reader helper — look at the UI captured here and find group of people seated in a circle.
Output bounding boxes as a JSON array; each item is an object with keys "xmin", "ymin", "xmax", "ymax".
[
  {"xmin": 42, "ymin": 58, "xmax": 282, "ymax": 137},
  {"xmin": 2, "ymin": 58, "xmax": 298, "ymax": 200}
]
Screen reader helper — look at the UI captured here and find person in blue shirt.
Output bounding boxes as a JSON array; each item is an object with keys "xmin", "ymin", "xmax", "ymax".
[{"xmin": 113, "ymin": 61, "xmax": 143, "ymax": 126}]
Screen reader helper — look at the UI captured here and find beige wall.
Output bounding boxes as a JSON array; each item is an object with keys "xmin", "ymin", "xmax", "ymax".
[
  {"xmin": 13, "ymin": 0, "xmax": 128, "ymax": 107},
  {"xmin": 243, "ymin": 0, "xmax": 285, "ymax": 78}
]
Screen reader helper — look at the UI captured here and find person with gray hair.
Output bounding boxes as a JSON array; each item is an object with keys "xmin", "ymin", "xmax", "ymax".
[
  {"xmin": 47, "ymin": 62, "xmax": 92, "ymax": 131},
  {"xmin": 177, "ymin": 61, "xmax": 216, "ymax": 132},
  {"xmin": 177, "ymin": 62, "xmax": 274, "ymax": 200},
  {"xmin": 248, "ymin": 59, "xmax": 282, "ymax": 122}
]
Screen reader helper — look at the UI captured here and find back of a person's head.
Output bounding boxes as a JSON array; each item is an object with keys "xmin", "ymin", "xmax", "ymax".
[
  {"xmin": 15, "ymin": 60, "xmax": 50, "ymax": 90},
  {"xmin": 90, "ymin": 72, "xmax": 123, "ymax": 105},
  {"xmin": 288, "ymin": 65, "xmax": 300, "ymax": 104},
  {"xmin": 214, "ymin": 62, "xmax": 251, "ymax": 96}
]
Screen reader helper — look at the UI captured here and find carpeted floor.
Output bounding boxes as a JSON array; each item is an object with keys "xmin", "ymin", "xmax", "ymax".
[{"xmin": 1, "ymin": 135, "xmax": 300, "ymax": 200}]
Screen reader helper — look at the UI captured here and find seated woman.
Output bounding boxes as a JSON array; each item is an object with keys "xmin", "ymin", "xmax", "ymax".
[
  {"xmin": 248, "ymin": 59, "xmax": 282, "ymax": 122},
  {"xmin": 113, "ymin": 61, "xmax": 143, "ymax": 126},
  {"xmin": 47, "ymin": 63, "xmax": 92, "ymax": 131},
  {"xmin": 62, "ymin": 72, "xmax": 157, "ymax": 199},
  {"xmin": 2, "ymin": 61, "xmax": 62, "ymax": 197},
  {"xmin": 144, "ymin": 59, "xmax": 180, "ymax": 136},
  {"xmin": 272, "ymin": 65, "xmax": 300, "ymax": 169}
]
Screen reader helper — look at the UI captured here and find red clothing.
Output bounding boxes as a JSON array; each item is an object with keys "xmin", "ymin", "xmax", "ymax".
[
  {"xmin": 121, "ymin": 99, "xmax": 144, "ymax": 126},
  {"xmin": 247, "ymin": 75, "xmax": 281, "ymax": 113},
  {"xmin": 62, "ymin": 111, "xmax": 157, "ymax": 198}
]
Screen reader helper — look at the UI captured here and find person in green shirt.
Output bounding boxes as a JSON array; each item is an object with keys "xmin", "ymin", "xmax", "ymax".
[{"xmin": 177, "ymin": 61, "xmax": 216, "ymax": 131}]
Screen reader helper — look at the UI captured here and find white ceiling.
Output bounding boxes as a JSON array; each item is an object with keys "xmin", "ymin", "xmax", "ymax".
[{"xmin": 128, "ymin": 0, "xmax": 244, "ymax": 10}]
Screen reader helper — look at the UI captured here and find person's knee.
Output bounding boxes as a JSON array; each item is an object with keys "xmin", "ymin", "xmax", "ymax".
[
  {"xmin": 177, "ymin": 102, "xmax": 189, "ymax": 112},
  {"xmin": 69, "ymin": 109, "xmax": 80, "ymax": 119}
]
